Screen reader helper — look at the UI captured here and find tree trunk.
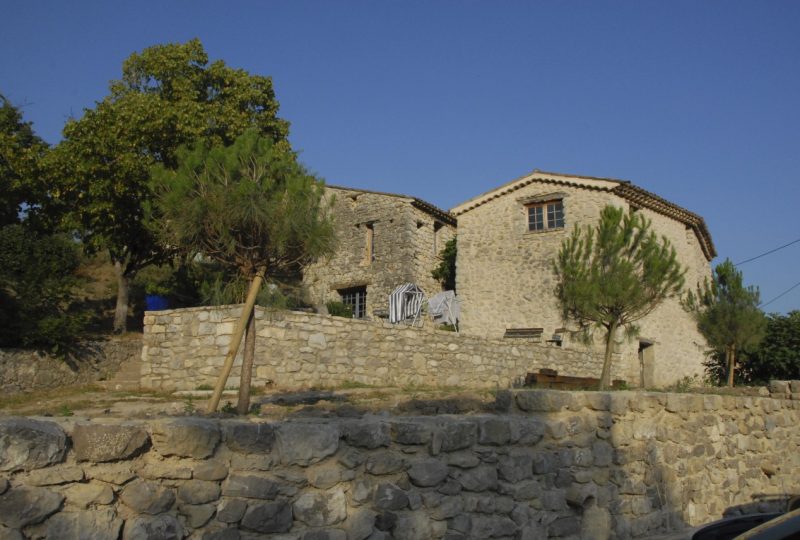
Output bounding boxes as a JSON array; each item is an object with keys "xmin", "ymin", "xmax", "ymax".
[
  {"xmin": 599, "ymin": 322, "xmax": 618, "ymax": 390},
  {"xmin": 727, "ymin": 345, "xmax": 736, "ymax": 387},
  {"xmin": 206, "ymin": 266, "xmax": 266, "ymax": 413},
  {"xmin": 113, "ymin": 260, "xmax": 130, "ymax": 334},
  {"xmin": 237, "ymin": 305, "xmax": 256, "ymax": 415}
]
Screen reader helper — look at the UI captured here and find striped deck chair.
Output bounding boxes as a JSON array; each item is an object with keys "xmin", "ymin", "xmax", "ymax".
[{"xmin": 389, "ymin": 283, "xmax": 426, "ymax": 325}]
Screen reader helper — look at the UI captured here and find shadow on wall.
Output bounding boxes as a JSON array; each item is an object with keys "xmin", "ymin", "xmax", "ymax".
[{"xmin": 257, "ymin": 389, "xmax": 697, "ymax": 538}]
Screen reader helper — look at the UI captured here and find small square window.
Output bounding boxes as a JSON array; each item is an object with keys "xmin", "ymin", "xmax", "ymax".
[
  {"xmin": 527, "ymin": 200, "xmax": 564, "ymax": 232},
  {"xmin": 339, "ymin": 286, "xmax": 367, "ymax": 319}
]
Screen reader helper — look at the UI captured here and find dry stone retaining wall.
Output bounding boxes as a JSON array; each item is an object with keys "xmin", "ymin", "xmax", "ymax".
[
  {"xmin": 1, "ymin": 389, "xmax": 799, "ymax": 539},
  {"xmin": 0, "ymin": 338, "xmax": 141, "ymax": 395},
  {"xmin": 142, "ymin": 306, "xmax": 603, "ymax": 392}
]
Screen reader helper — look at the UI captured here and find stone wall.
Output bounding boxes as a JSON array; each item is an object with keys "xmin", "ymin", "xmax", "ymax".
[
  {"xmin": 303, "ymin": 187, "xmax": 456, "ymax": 318},
  {"xmin": 0, "ymin": 337, "xmax": 142, "ymax": 395},
  {"xmin": 454, "ymin": 174, "xmax": 712, "ymax": 387},
  {"xmin": 1, "ymin": 389, "xmax": 799, "ymax": 539},
  {"xmin": 141, "ymin": 306, "xmax": 603, "ymax": 392}
]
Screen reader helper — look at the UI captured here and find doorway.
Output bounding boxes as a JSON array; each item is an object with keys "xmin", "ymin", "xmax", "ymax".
[{"xmin": 639, "ymin": 340, "xmax": 654, "ymax": 388}]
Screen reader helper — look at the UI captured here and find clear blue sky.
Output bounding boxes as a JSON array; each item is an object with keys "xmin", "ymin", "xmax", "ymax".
[{"xmin": 3, "ymin": 1, "xmax": 799, "ymax": 313}]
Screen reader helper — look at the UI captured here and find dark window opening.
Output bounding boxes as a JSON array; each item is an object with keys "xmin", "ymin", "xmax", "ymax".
[{"xmin": 339, "ymin": 286, "xmax": 367, "ymax": 319}]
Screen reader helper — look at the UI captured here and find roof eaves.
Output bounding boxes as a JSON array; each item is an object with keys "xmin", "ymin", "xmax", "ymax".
[
  {"xmin": 612, "ymin": 183, "xmax": 717, "ymax": 260},
  {"xmin": 326, "ymin": 184, "xmax": 456, "ymax": 226}
]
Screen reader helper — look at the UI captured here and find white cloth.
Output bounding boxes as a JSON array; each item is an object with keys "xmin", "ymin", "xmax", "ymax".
[{"xmin": 428, "ymin": 291, "xmax": 460, "ymax": 326}]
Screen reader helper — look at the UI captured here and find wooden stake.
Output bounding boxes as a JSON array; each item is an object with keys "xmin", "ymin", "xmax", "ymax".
[{"xmin": 206, "ymin": 266, "xmax": 266, "ymax": 413}]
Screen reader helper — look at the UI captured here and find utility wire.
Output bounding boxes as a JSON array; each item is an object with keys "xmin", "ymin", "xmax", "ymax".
[
  {"xmin": 735, "ymin": 236, "xmax": 800, "ymax": 266},
  {"xmin": 760, "ymin": 280, "xmax": 800, "ymax": 309}
]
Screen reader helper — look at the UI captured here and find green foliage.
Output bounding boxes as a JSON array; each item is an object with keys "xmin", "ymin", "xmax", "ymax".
[
  {"xmin": 431, "ymin": 236, "xmax": 457, "ymax": 291},
  {"xmin": 0, "ymin": 95, "xmax": 49, "ymax": 228},
  {"xmin": 704, "ymin": 311, "xmax": 799, "ymax": 385},
  {"xmin": 153, "ymin": 129, "xmax": 335, "ymax": 280},
  {"xmin": 0, "ymin": 224, "xmax": 87, "ymax": 352},
  {"xmin": 685, "ymin": 259, "xmax": 766, "ymax": 386},
  {"xmin": 46, "ymin": 39, "xmax": 290, "ymax": 330},
  {"xmin": 554, "ymin": 206, "xmax": 686, "ymax": 388},
  {"xmin": 326, "ymin": 300, "xmax": 353, "ymax": 318}
]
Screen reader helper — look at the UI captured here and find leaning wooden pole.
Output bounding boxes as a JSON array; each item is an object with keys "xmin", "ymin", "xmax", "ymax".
[{"xmin": 206, "ymin": 266, "xmax": 266, "ymax": 413}]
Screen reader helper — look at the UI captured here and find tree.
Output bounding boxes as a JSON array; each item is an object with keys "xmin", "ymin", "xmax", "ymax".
[
  {"xmin": 153, "ymin": 129, "xmax": 334, "ymax": 413},
  {"xmin": 47, "ymin": 39, "xmax": 290, "ymax": 332},
  {"xmin": 554, "ymin": 205, "xmax": 686, "ymax": 389},
  {"xmin": 739, "ymin": 311, "xmax": 800, "ymax": 383},
  {"xmin": 0, "ymin": 94, "xmax": 48, "ymax": 227},
  {"xmin": 685, "ymin": 260, "xmax": 767, "ymax": 387},
  {"xmin": 431, "ymin": 236, "xmax": 457, "ymax": 291},
  {"xmin": 0, "ymin": 225, "xmax": 86, "ymax": 352}
]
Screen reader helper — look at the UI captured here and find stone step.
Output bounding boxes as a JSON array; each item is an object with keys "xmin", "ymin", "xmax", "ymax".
[{"xmin": 101, "ymin": 360, "xmax": 143, "ymax": 391}]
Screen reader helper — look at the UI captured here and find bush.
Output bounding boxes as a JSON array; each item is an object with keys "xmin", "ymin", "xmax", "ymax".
[
  {"xmin": 326, "ymin": 300, "xmax": 353, "ymax": 318},
  {"xmin": 0, "ymin": 225, "xmax": 87, "ymax": 353}
]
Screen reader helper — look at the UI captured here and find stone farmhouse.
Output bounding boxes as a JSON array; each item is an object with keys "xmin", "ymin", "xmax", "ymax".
[
  {"xmin": 301, "ymin": 171, "xmax": 715, "ymax": 387},
  {"xmin": 451, "ymin": 170, "xmax": 716, "ymax": 387},
  {"xmin": 303, "ymin": 185, "xmax": 456, "ymax": 319}
]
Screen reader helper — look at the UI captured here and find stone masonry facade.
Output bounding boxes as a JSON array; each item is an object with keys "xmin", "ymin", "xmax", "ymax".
[
  {"xmin": 452, "ymin": 171, "xmax": 716, "ymax": 387},
  {"xmin": 303, "ymin": 186, "xmax": 456, "ymax": 319},
  {"xmin": 141, "ymin": 306, "xmax": 602, "ymax": 392},
  {"xmin": 2, "ymin": 388, "xmax": 799, "ymax": 539}
]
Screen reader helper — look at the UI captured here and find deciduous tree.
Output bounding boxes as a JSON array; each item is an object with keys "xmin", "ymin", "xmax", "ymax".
[
  {"xmin": 554, "ymin": 205, "xmax": 686, "ymax": 389},
  {"xmin": 0, "ymin": 94, "xmax": 48, "ymax": 226},
  {"xmin": 47, "ymin": 39, "xmax": 290, "ymax": 332},
  {"xmin": 153, "ymin": 129, "xmax": 334, "ymax": 413}
]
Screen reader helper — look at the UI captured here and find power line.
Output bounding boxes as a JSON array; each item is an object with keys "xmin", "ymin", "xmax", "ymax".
[
  {"xmin": 735, "ymin": 236, "xmax": 800, "ymax": 266},
  {"xmin": 760, "ymin": 280, "xmax": 800, "ymax": 309}
]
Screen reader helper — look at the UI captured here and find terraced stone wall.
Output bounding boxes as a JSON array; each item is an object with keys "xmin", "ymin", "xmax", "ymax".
[
  {"xmin": 1, "ymin": 389, "xmax": 799, "ymax": 539},
  {"xmin": 0, "ymin": 337, "xmax": 141, "ymax": 396},
  {"xmin": 141, "ymin": 306, "xmax": 602, "ymax": 391}
]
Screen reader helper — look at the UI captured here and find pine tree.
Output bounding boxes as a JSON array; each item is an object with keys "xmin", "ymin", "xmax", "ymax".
[
  {"xmin": 153, "ymin": 129, "xmax": 334, "ymax": 413},
  {"xmin": 554, "ymin": 206, "xmax": 686, "ymax": 389},
  {"xmin": 684, "ymin": 260, "xmax": 766, "ymax": 387}
]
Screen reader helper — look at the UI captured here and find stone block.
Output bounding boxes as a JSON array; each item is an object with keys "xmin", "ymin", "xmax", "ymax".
[
  {"xmin": 438, "ymin": 421, "xmax": 477, "ymax": 452},
  {"xmin": 293, "ymin": 488, "xmax": 347, "ymax": 526},
  {"xmin": 240, "ymin": 500, "xmax": 292, "ymax": 534},
  {"xmin": 179, "ymin": 502, "xmax": 216, "ymax": 528},
  {"xmin": 85, "ymin": 464, "xmax": 136, "ymax": 485},
  {"xmin": 222, "ymin": 474, "xmax": 279, "ymax": 500},
  {"xmin": 0, "ymin": 418, "xmax": 67, "ymax": 472},
  {"xmin": 478, "ymin": 418, "xmax": 511, "ymax": 446},
  {"xmin": 139, "ymin": 462, "xmax": 192, "ymax": 480},
  {"xmin": 178, "ymin": 480, "xmax": 221, "ymax": 505},
  {"xmin": 276, "ymin": 423, "xmax": 339, "ymax": 466},
  {"xmin": 0, "ymin": 486, "xmax": 64, "ymax": 528},
  {"xmin": 456, "ymin": 465, "xmax": 498, "ymax": 492},
  {"xmin": 515, "ymin": 390, "xmax": 572, "ymax": 412},
  {"xmin": 151, "ymin": 418, "xmax": 220, "ymax": 459},
  {"xmin": 216, "ymin": 498, "xmax": 247, "ymax": 523},
  {"xmin": 408, "ymin": 460, "xmax": 450, "ymax": 487},
  {"xmin": 122, "ymin": 515, "xmax": 183, "ymax": 540},
  {"xmin": 365, "ymin": 452, "xmax": 405, "ymax": 475},
  {"xmin": 342, "ymin": 421, "xmax": 391, "ymax": 449},
  {"xmin": 63, "ymin": 482, "xmax": 114, "ymax": 508},
  {"xmin": 25, "ymin": 465, "xmax": 84, "ymax": 486},
  {"xmin": 119, "ymin": 479, "xmax": 175, "ymax": 514},
  {"xmin": 391, "ymin": 421, "xmax": 432, "ymax": 445},
  {"xmin": 498, "ymin": 452, "xmax": 534, "ymax": 483},
  {"xmin": 194, "ymin": 461, "xmax": 229, "ymax": 481},
  {"xmin": 373, "ymin": 483, "xmax": 409, "ymax": 511},
  {"xmin": 224, "ymin": 422, "xmax": 275, "ymax": 454},
  {"xmin": 45, "ymin": 508, "xmax": 122, "ymax": 540}
]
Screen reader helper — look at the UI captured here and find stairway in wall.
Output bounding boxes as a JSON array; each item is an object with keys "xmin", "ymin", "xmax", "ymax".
[{"xmin": 100, "ymin": 357, "xmax": 142, "ymax": 392}]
